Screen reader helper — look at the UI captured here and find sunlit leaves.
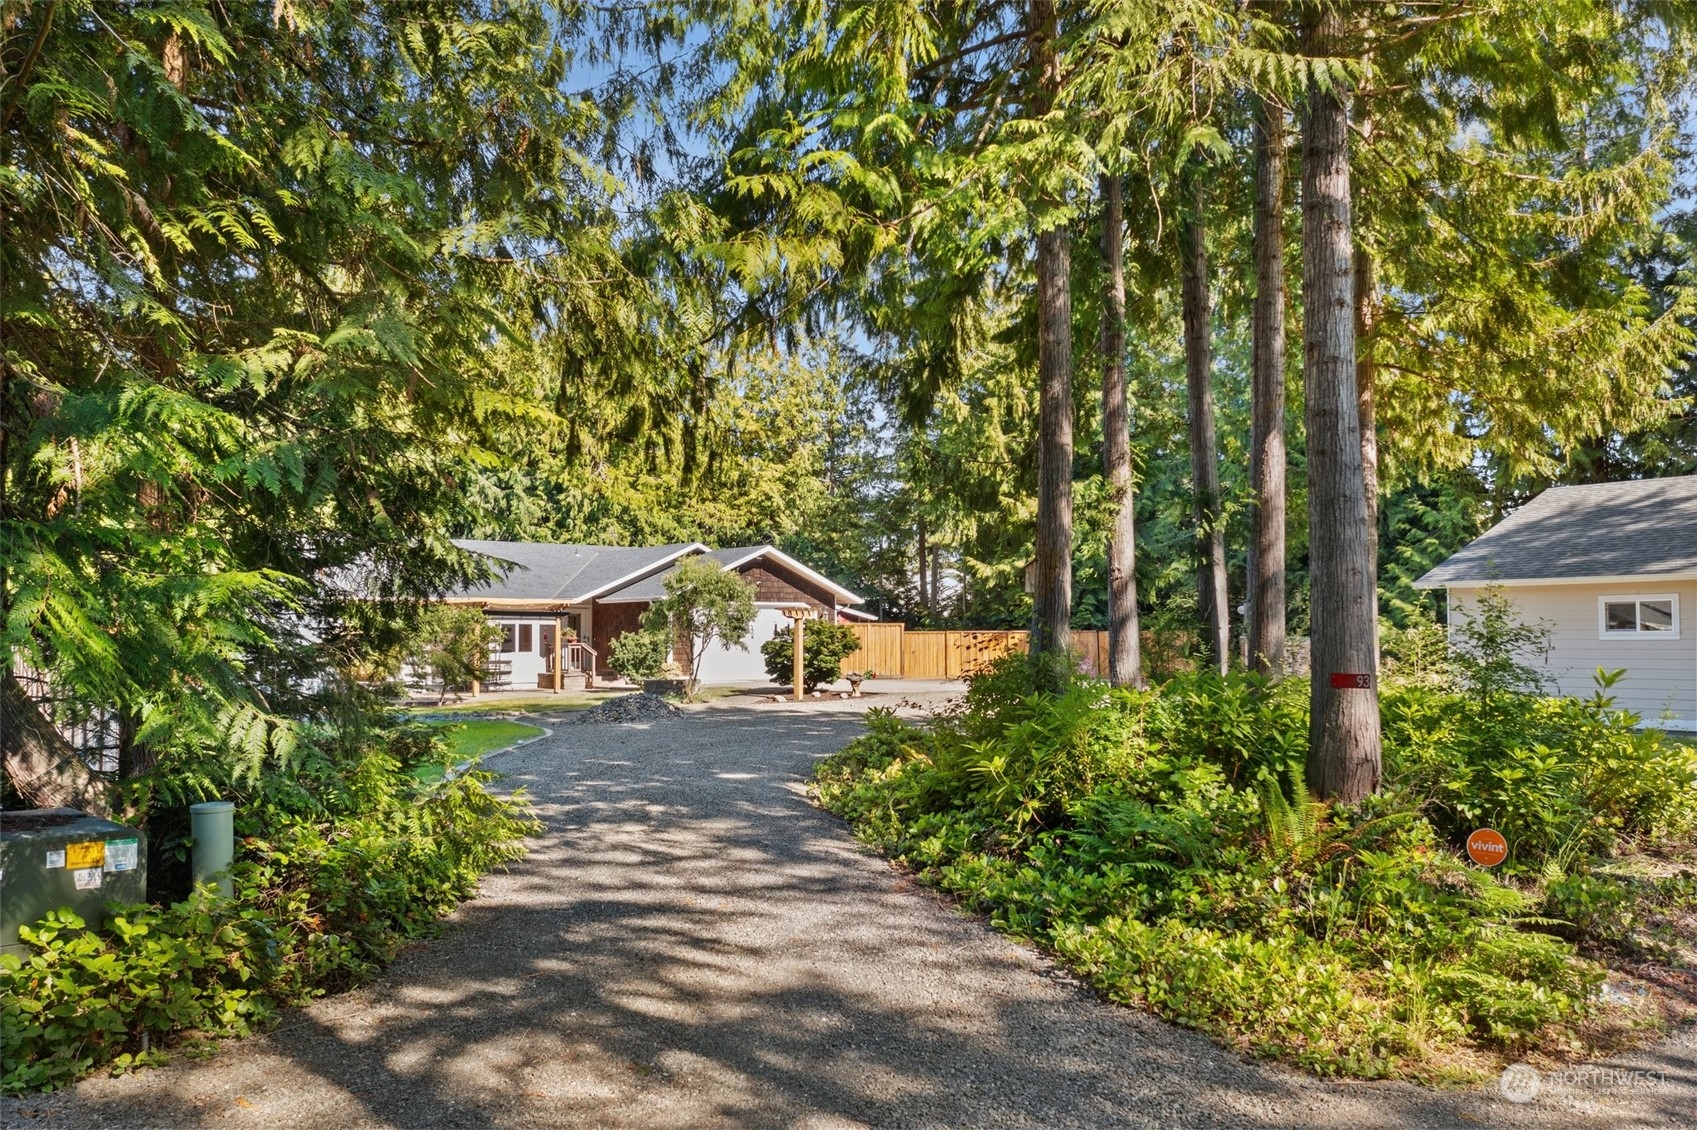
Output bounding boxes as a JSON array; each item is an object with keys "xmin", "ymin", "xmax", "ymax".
[{"xmin": 1, "ymin": 0, "xmax": 639, "ymax": 774}]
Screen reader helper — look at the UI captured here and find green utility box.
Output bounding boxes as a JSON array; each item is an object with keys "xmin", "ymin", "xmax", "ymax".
[{"xmin": 0, "ymin": 808, "xmax": 147, "ymax": 960}]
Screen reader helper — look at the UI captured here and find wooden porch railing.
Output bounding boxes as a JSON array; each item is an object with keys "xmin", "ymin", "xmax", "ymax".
[
  {"xmin": 564, "ymin": 640, "xmax": 596, "ymax": 674},
  {"xmin": 538, "ymin": 639, "xmax": 598, "ymax": 689}
]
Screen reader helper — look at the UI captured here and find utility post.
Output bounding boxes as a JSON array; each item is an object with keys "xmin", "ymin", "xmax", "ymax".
[{"xmin": 782, "ymin": 608, "xmax": 809, "ymax": 701}]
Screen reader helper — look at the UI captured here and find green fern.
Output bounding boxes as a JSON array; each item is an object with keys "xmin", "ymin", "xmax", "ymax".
[{"xmin": 1258, "ymin": 760, "xmax": 1329, "ymax": 872}]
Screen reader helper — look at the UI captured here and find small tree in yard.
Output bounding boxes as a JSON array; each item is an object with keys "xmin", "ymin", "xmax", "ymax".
[
  {"xmin": 643, "ymin": 556, "xmax": 757, "ymax": 697},
  {"xmin": 762, "ymin": 619, "xmax": 859, "ymax": 692},
  {"xmin": 1449, "ymin": 585, "xmax": 1554, "ymax": 708},
  {"xmin": 410, "ymin": 605, "xmax": 502, "ymax": 704}
]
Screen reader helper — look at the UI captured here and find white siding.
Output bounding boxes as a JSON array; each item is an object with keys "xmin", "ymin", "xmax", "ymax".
[
  {"xmin": 695, "ymin": 606, "xmax": 793, "ymax": 684},
  {"xmin": 489, "ymin": 617, "xmax": 550, "ymax": 689},
  {"xmin": 1450, "ymin": 582, "xmax": 1697, "ymax": 727}
]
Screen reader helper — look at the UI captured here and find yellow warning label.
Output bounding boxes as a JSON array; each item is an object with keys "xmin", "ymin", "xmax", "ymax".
[{"xmin": 65, "ymin": 841, "xmax": 105, "ymax": 869}]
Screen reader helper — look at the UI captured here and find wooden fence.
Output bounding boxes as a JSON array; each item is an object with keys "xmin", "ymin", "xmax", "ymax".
[{"xmin": 843, "ymin": 625, "xmax": 1118, "ymax": 680}]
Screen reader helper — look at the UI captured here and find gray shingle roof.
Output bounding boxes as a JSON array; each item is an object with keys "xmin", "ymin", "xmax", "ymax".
[
  {"xmin": 596, "ymin": 546, "xmax": 865, "ymax": 606},
  {"xmin": 1414, "ymin": 476, "xmax": 1697, "ymax": 587},
  {"xmin": 449, "ymin": 540, "xmax": 703, "ymax": 603},
  {"xmin": 598, "ymin": 547, "xmax": 769, "ymax": 603}
]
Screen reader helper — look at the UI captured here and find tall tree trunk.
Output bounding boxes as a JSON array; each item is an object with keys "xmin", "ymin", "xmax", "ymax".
[
  {"xmin": 916, "ymin": 511, "xmax": 930, "ymax": 616},
  {"xmin": 1301, "ymin": 7, "xmax": 1382, "ymax": 802},
  {"xmin": 2, "ymin": 674, "xmax": 113, "ymax": 814},
  {"xmin": 1100, "ymin": 173, "xmax": 1143, "ymax": 688},
  {"xmin": 115, "ymin": 709, "xmax": 152, "ymax": 781},
  {"xmin": 1248, "ymin": 97, "xmax": 1288, "ymax": 678},
  {"xmin": 1028, "ymin": 0, "xmax": 1073, "ymax": 677},
  {"xmin": 1181, "ymin": 159, "xmax": 1228, "ymax": 674},
  {"xmin": 1355, "ymin": 92, "xmax": 1381, "ymax": 673},
  {"xmin": 929, "ymin": 542, "xmax": 942, "ymax": 617},
  {"xmin": 1356, "ymin": 240, "xmax": 1381, "ymax": 673}
]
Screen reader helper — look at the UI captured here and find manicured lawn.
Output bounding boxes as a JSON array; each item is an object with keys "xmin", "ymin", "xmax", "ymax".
[
  {"xmin": 442, "ymin": 719, "xmax": 544, "ymax": 758},
  {"xmin": 678, "ymin": 685, "xmax": 751, "ymax": 704},
  {"xmin": 412, "ymin": 719, "xmax": 545, "ymax": 782}
]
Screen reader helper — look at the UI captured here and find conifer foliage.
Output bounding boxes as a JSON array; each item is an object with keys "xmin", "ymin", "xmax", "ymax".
[
  {"xmin": 5, "ymin": 0, "xmax": 1695, "ymax": 798},
  {"xmin": 2, "ymin": 0, "xmax": 632, "ymax": 779}
]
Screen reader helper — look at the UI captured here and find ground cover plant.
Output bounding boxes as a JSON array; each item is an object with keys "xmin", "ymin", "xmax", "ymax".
[
  {"xmin": 813, "ymin": 651, "xmax": 1697, "ymax": 1082},
  {"xmin": 608, "ymin": 629, "xmax": 673, "ymax": 682},
  {"xmin": 0, "ymin": 719, "xmax": 537, "ymax": 1094}
]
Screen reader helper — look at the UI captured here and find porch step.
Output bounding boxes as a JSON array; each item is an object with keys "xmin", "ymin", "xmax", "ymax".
[{"xmin": 536, "ymin": 673, "xmax": 596, "ymax": 690}]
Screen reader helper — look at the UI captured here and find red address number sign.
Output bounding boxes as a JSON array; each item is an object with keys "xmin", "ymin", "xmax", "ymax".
[{"xmin": 1329, "ymin": 672, "xmax": 1373, "ymax": 690}]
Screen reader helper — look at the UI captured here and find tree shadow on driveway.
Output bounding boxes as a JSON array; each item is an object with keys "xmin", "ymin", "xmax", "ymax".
[{"xmin": 20, "ymin": 709, "xmax": 1697, "ymax": 1130}]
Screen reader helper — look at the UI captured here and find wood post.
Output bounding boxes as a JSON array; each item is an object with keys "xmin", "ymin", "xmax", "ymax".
[
  {"xmin": 793, "ymin": 616, "xmax": 805, "ymax": 701},
  {"xmin": 553, "ymin": 616, "xmax": 564, "ymax": 693},
  {"xmin": 782, "ymin": 608, "xmax": 809, "ymax": 701}
]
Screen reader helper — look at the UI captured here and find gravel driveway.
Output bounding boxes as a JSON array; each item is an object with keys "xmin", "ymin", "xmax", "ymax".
[{"xmin": 6, "ymin": 699, "xmax": 1694, "ymax": 1129}]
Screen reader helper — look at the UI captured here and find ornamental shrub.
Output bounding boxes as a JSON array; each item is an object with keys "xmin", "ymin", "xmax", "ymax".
[
  {"xmin": 760, "ymin": 619, "xmax": 860, "ymax": 691},
  {"xmin": 608, "ymin": 629, "xmax": 670, "ymax": 681}
]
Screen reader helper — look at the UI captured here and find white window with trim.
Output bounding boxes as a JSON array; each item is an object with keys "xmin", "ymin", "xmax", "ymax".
[{"xmin": 1598, "ymin": 595, "xmax": 1680, "ymax": 639}]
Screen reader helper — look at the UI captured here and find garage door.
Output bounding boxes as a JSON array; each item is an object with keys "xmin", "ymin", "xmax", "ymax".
[{"xmin": 695, "ymin": 606, "xmax": 792, "ymax": 684}]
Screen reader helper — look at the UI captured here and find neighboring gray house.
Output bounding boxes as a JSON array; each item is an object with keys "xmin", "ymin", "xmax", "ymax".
[
  {"xmin": 1415, "ymin": 476, "xmax": 1697, "ymax": 728},
  {"xmin": 440, "ymin": 541, "xmax": 865, "ymax": 687}
]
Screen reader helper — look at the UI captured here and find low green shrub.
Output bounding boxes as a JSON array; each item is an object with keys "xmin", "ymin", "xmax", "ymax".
[
  {"xmin": 1540, "ymin": 869, "xmax": 1638, "ymax": 947},
  {"xmin": 2, "ymin": 744, "xmax": 535, "ymax": 1094},
  {"xmin": 608, "ymin": 629, "xmax": 670, "ymax": 681},
  {"xmin": 1382, "ymin": 673, "xmax": 1697, "ymax": 868},
  {"xmin": 1379, "ymin": 588, "xmax": 1697, "ymax": 870},
  {"xmin": 813, "ymin": 658, "xmax": 1691, "ymax": 1081},
  {"xmin": 1144, "ymin": 670, "xmax": 1309, "ymax": 790}
]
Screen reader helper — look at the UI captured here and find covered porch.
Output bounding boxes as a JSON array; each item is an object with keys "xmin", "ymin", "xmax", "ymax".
[{"xmin": 452, "ymin": 601, "xmax": 601, "ymax": 691}]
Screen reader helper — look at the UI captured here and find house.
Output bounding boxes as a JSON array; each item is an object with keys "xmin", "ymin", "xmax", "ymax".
[
  {"xmin": 442, "ymin": 541, "xmax": 866, "ymax": 687},
  {"xmin": 1415, "ymin": 476, "xmax": 1697, "ymax": 728}
]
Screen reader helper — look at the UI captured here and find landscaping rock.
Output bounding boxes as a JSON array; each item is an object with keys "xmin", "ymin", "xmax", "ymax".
[{"xmin": 559, "ymin": 692, "xmax": 681, "ymax": 725}]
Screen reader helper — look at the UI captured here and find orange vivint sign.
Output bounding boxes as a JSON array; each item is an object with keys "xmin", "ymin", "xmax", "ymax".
[{"xmin": 1466, "ymin": 828, "xmax": 1508, "ymax": 867}]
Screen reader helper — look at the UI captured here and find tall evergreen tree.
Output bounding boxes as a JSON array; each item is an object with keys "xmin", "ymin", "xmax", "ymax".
[
  {"xmin": 1, "ymin": 0, "xmax": 648, "ymax": 781},
  {"xmin": 1247, "ymin": 93, "xmax": 1289, "ymax": 677},
  {"xmin": 1300, "ymin": 4, "xmax": 1382, "ymax": 802},
  {"xmin": 1028, "ymin": 0, "xmax": 1075, "ymax": 669},
  {"xmin": 1180, "ymin": 156, "xmax": 1229, "ymax": 673},
  {"xmin": 1099, "ymin": 172, "xmax": 1143, "ymax": 686},
  {"xmin": 1352, "ymin": 1, "xmax": 1696, "ymax": 489}
]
